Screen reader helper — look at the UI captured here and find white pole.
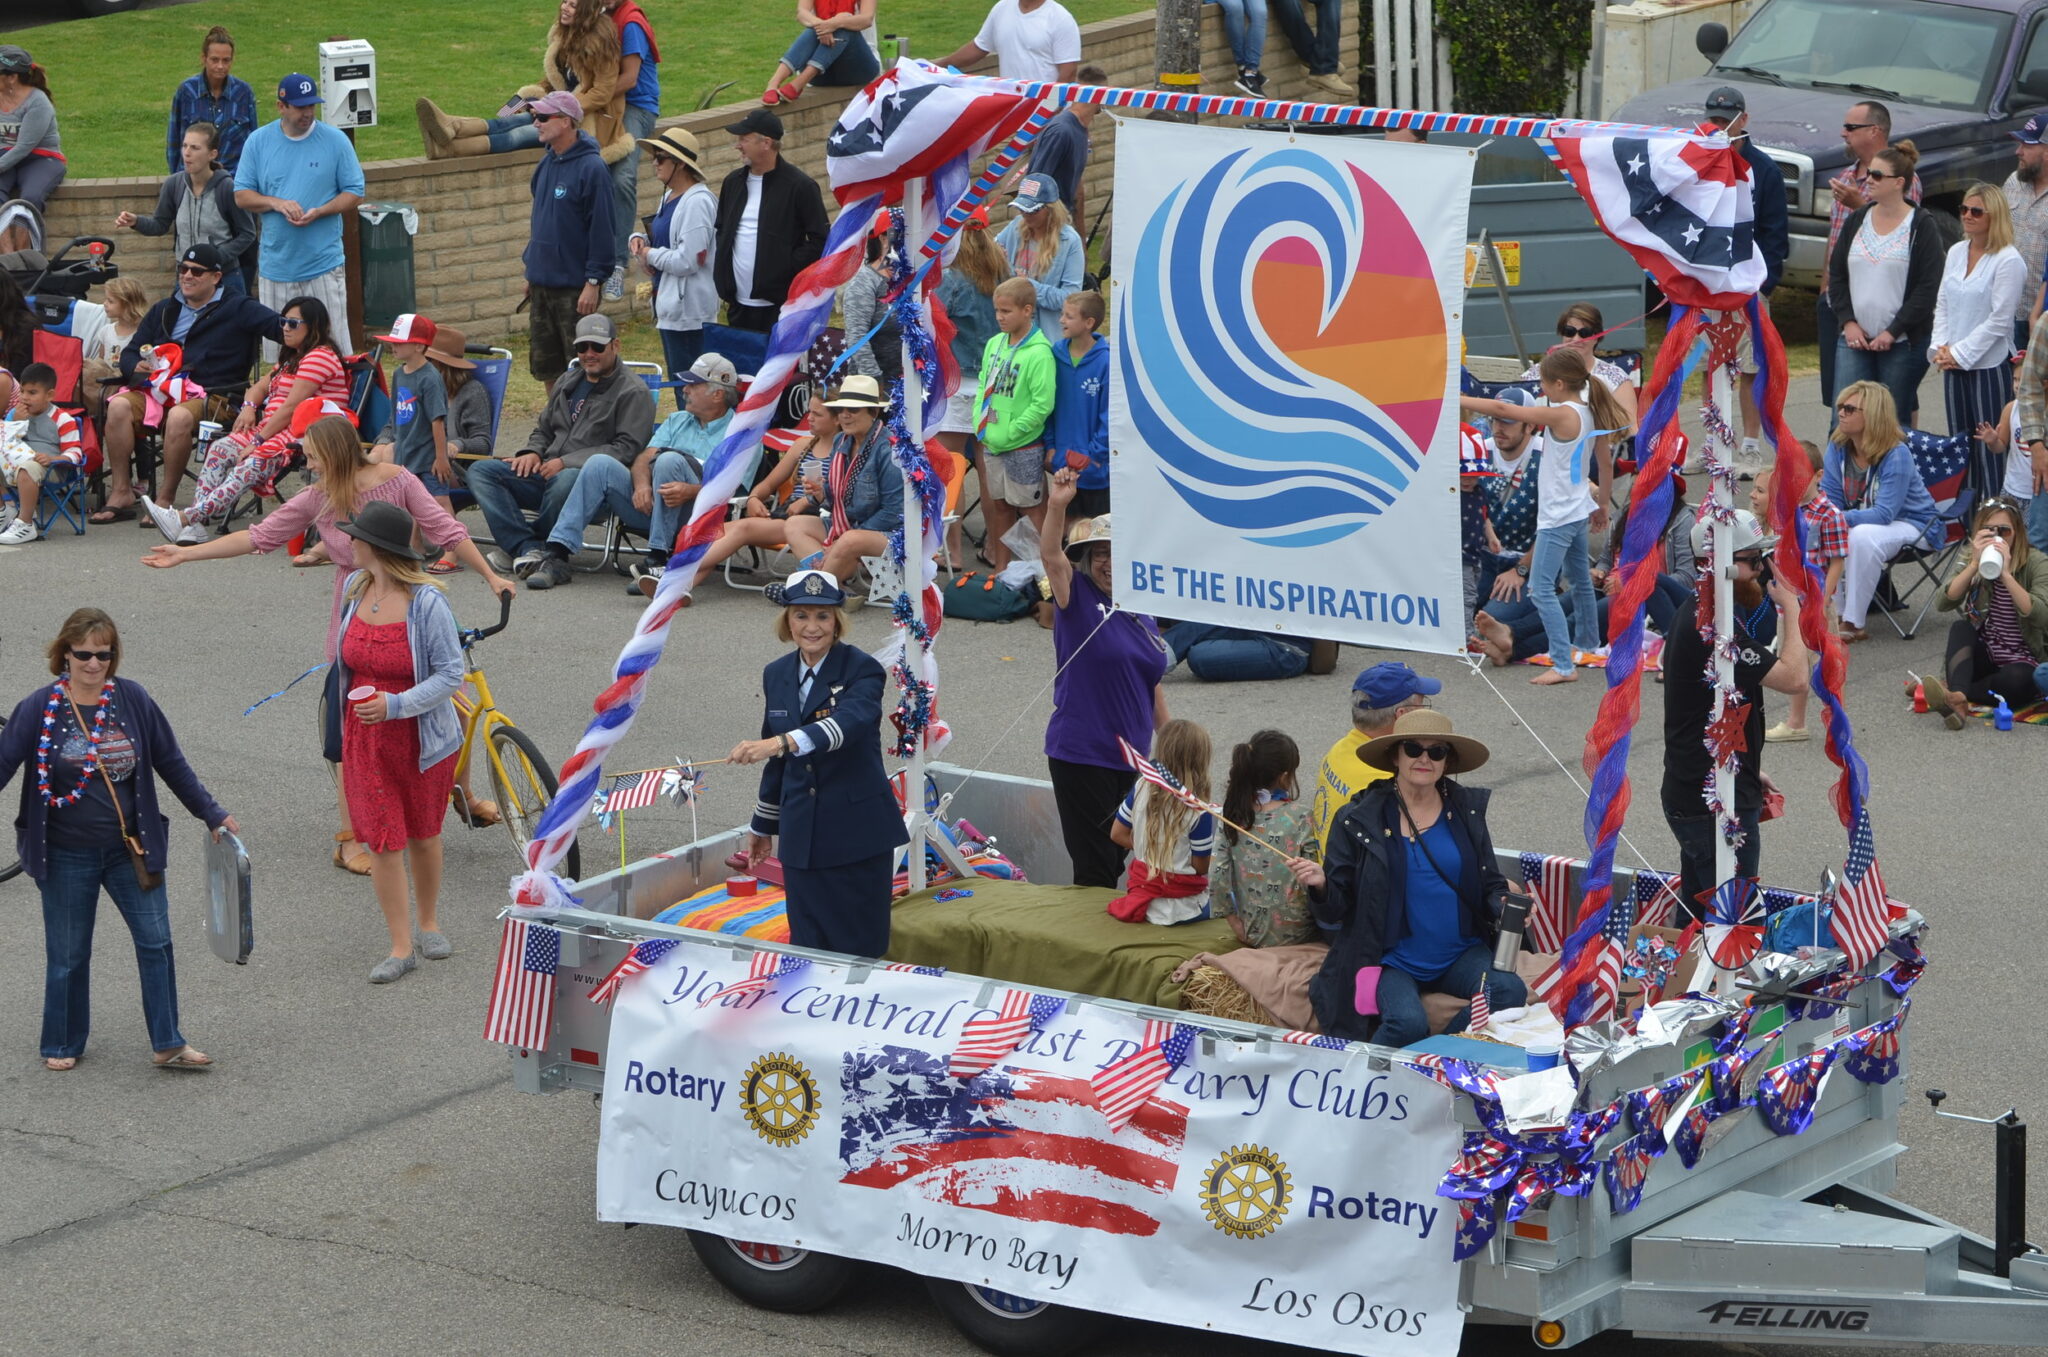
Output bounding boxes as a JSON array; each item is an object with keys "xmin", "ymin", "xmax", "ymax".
[
  {"xmin": 1711, "ymin": 350, "xmax": 1737, "ymax": 898},
  {"xmin": 901, "ymin": 182, "xmax": 930, "ymax": 895}
]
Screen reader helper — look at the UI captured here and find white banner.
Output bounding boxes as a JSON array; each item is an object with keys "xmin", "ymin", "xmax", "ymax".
[
  {"xmin": 596, "ymin": 950, "xmax": 1466, "ymax": 1357},
  {"xmin": 1109, "ymin": 120, "xmax": 1474, "ymax": 654}
]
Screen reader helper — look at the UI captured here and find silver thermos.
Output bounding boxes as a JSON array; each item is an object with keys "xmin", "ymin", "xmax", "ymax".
[{"xmin": 1494, "ymin": 892, "xmax": 1534, "ymax": 971}]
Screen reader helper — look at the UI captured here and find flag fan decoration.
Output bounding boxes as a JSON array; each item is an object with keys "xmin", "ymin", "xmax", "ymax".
[{"xmin": 1537, "ymin": 127, "xmax": 1882, "ymax": 1024}]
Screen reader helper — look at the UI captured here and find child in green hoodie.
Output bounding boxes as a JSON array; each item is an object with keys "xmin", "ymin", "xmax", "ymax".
[{"xmin": 975, "ymin": 276, "xmax": 1057, "ymax": 565}]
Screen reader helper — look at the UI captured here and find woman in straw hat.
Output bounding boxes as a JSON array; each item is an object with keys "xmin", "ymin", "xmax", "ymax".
[
  {"xmin": 1287, "ymin": 709, "xmax": 1525, "ymax": 1045},
  {"xmin": 775, "ymin": 375, "xmax": 904, "ymax": 585},
  {"xmin": 628, "ymin": 126, "xmax": 717, "ymax": 407}
]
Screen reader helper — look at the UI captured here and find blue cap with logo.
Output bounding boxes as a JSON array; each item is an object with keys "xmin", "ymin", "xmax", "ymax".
[
  {"xmin": 277, "ymin": 73, "xmax": 323, "ymax": 106},
  {"xmin": 766, "ymin": 568, "xmax": 846, "ymax": 608},
  {"xmin": 2015, "ymin": 113, "xmax": 2047, "ymax": 145},
  {"xmin": 1351, "ymin": 661, "xmax": 1442, "ymax": 710}
]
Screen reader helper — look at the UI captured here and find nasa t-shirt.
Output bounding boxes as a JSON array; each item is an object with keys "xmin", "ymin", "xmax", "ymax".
[{"xmin": 383, "ymin": 361, "xmax": 449, "ymax": 481}]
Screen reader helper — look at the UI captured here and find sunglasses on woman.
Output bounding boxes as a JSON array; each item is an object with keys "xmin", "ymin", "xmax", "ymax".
[
  {"xmin": 1865, "ymin": 169, "xmax": 1895, "ymax": 182},
  {"xmin": 280, "ymin": 317, "xmax": 306, "ymax": 329},
  {"xmin": 1835, "ymin": 402, "xmax": 1862, "ymax": 416},
  {"xmin": 1400, "ymin": 741, "xmax": 1451, "ymax": 762},
  {"xmin": 69, "ymin": 649, "xmax": 115, "ymax": 663},
  {"xmin": 1961, "ymin": 204, "xmax": 1988, "ymax": 218},
  {"xmin": 1558, "ymin": 324, "xmax": 1596, "ymax": 338}
]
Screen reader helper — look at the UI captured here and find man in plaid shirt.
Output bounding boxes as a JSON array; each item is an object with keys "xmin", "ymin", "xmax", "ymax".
[
  {"xmin": 1753, "ymin": 442, "xmax": 1848, "ymax": 742},
  {"xmin": 1820, "ymin": 100, "xmax": 1922, "ymax": 412}
]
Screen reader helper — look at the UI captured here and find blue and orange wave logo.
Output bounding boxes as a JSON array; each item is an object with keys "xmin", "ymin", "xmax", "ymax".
[{"xmin": 1118, "ymin": 147, "xmax": 1448, "ymax": 548}]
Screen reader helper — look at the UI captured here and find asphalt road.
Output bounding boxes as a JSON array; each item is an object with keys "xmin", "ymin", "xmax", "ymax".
[{"xmin": 1, "ymin": 374, "xmax": 2037, "ymax": 1357}]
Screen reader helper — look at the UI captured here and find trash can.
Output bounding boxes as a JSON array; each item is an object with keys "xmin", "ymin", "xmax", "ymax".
[{"xmin": 357, "ymin": 202, "xmax": 417, "ymax": 335}]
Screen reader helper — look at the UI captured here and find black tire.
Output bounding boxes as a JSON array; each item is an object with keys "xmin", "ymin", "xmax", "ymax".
[
  {"xmin": 922, "ymin": 1277, "xmax": 1112, "ymax": 1357},
  {"xmin": 485, "ymin": 723, "xmax": 580, "ymax": 881},
  {"xmin": 685, "ymin": 1231, "xmax": 856, "ymax": 1313}
]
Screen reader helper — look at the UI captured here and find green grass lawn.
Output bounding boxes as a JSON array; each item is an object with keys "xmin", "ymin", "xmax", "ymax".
[{"xmin": 19, "ymin": 0, "xmax": 1155, "ymax": 177}]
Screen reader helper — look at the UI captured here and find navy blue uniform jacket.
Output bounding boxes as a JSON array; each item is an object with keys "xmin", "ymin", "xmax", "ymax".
[{"xmin": 748, "ymin": 641, "xmax": 908, "ymax": 871}]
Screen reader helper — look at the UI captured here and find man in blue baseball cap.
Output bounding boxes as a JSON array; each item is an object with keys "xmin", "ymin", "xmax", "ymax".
[
  {"xmin": 234, "ymin": 72, "xmax": 365, "ymax": 359},
  {"xmin": 1307, "ymin": 661, "xmax": 1441, "ymax": 844}
]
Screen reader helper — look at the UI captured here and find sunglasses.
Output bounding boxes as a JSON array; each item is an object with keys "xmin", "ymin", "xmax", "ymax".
[
  {"xmin": 1843, "ymin": 121, "xmax": 1877, "ymax": 132},
  {"xmin": 1733, "ymin": 551, "xmax": 1765, "ymax": 566},
  {"xmin": 1399, "ymin": 740, "xmax": 1452, "ymax": 762},
  {"xmin": 1558, "ymin": 324, "xmax": 1597, "ymax": 338},
  {"xmin": 69, "ymin": 649, "xmax": 114, "ymax": 663},
  {"xmin": 176, "ymin": 263, "xmax": 216, "ymax": 277},
  {"xmin": 1987, "ymin": 523, "xmax": 2016, "ymax": 538},
  {"xmin": 1961, "ymin": 204, "xmax": 1988, "ymax": 218},
  {"xmin": 1864, "ymin": 169, "xmax": 1895, "ymax": 182},
  {"xmin": 574, "ymin": 341, "xmax": 609, "ymax": 355},
  {"xmin": 531, "ymin": 112, "xmax": 563, "ymax": 123},
  {"xmin": 280, "ymin": 317, "xmax": 306, "ymax": 329},
  {"xmin": 1836, "ymin": 402, "xmax": 1862, "ymax": 415}
]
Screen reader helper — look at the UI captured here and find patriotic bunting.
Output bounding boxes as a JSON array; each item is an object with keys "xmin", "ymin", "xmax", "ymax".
[
  {"xmin": 587, "ymin": 937, "xmax": 680, "ymax": 1004},
  {"xmin": 698, "ymin": 951, "xmax": 810, "ymax": 1008},
  {"xmin": 947, "ymin": 990, "xmax": 1064, "ymax": 1078},
  {"xmin": 1603, "ymin": 1133, "xmax": 1656, "ymax": 1214},
  {"xmin": 1091, "ymin": 1021, "xmax": 1197, "ymax": 1132},
  {"xmin": 1755, "ymin": 1046, "xmax": 1838, "ymax": 1135},
  {"xmin": 1842, "ymin": 1002, "xmax": 1909, "ymax": 1084}
]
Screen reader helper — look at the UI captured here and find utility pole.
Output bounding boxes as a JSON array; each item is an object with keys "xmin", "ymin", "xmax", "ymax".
[{"xmin": 1153, "ymin": 0, "xmax": 1201, "ymax": 122}]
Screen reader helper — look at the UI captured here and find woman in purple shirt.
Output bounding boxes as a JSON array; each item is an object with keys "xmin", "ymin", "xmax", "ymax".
[{"xmin": 1038, "ymin": 468, "xmax": 1170, "ymax": 887}]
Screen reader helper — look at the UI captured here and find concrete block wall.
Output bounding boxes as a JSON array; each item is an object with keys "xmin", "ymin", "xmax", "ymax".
[{"xmin": 43, "ymin": 7, "xmax": 1360, "ymax": 345}]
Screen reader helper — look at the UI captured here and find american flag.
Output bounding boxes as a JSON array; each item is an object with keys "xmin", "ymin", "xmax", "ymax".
[
  {"xmin": 602, "ymin": 771, "xmax": 666, "ymax": 813},
  {"xmin": 1704, "ymin": 876, "xmax": 1765, "ymax": 971},
  {"xmin": 698, "ymin": 950, "xmax": 809, "ymax": 1008},
  {"xmin": 948, "ymin": 990, "xmax": 1065, "ymax": 1078},
  {"xmin": 883, "ymin": 962, "xmax": 948, "ymax": 976},
  {"xmin": 1091, "ymin": 1021, "xmax": 1197, "ymax": 1133},
  {"xmin": 1632, "ymin": 870, "xmax": 1683, "ymax": 929},
  {"xmin": 1831, "ymin": 811, "xmax": 1891, "ymax": 969},
  {"xmin": 1278, "ymin": 1030, "xmax": 1349, "ymax": 1050},
  {"xmin": 1905, "ymin": 430, "xmax": 1971, "ymax": 516},
  {"xmin": 839, "ymin": 1045, "xmax": 1186, "ymax": 1237},
  {"xmin": 1116, "ymin": 735, "xmax": 1213, "ymax": 816},
  {"xmin": 587, "ymin": 936, "xmax": 680, "ymax": 1004},
  {"xmin": 1520, "ymin": 853, "xmax": 1575, "ymax": 952},
  {"xmin": 1468, "ymin": 984, "xmax": 1492, "ymax": 1033},
  {"xmin": 1556, "ymin": 889, "xmax": 1636, "ymax": 1026},
  {"xmin": 483, "ymin": 918, "xmax": 559, "ymax": 1049},
  {"xmin": 1602, "ymin": 1134, "xmax": 1654, "ymax": 1215}
]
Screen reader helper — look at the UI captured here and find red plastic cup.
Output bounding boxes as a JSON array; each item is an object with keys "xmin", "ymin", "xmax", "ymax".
[
  {"xmin": 726, "ymin": 874, "xmax": 758, "ymax": 896},
  {"xmin": 347, "ymin": 685, "xmax": 376, "ymax": 702},
  {"xmin": 1912, "ymin": 683, "xmax": 1928, "ymax": 714}
]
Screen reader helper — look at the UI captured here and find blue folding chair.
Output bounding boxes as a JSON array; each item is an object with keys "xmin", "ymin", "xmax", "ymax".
[
  {"xmin": 1881, "ymin": 431, "xmax": 1975, "ymax": 640},
  {"xmin": 445, "ymin": 346, "xmax": 513, "ymax": 521}
]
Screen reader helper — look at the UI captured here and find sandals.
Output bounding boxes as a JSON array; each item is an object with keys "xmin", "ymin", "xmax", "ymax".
[
  {"xmin": 89, "ymin": 504, "xmax": 138, "ymax": 524},
  {"xmin": 427, "ymin": 558, "xmax": 461, "ymax": 575},
  {"xmin": 153, "ymin": 1046, "xmax": 213, "ymax": 1070},
  {"xmin": 451, "ymin": 789, "xmax": 502, "ymax": 828},
  {"xmin": 44, "ymin": 1056, "xmax": 77, "ymax": 1072},
  {"xmin": 333, "ymin": 830, "xmax": 373, "ymax": 876}
]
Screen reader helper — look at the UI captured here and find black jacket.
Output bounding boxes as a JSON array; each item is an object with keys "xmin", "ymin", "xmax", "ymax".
[
  {"xmin": 746, "ymin": 641, "xmax": 907, "ymax": 872},
  {"xmin": 1740, "ymin": 141, "xmax": 1789, "ymax": 295},
  {"xmin": 713, "ymin": 157, "xmax": 829, "ymax": 309},
  {"xmin": 1827, "ymin": 204, "xmax": 1946, "ymax": 344},
  {"xmin": 120, "ymin": 289, "xmax": 282, "ymax": 396},
  {"xmin": 1307, "ymin": 780, "xmax": 1511, "ymax": 1038}
]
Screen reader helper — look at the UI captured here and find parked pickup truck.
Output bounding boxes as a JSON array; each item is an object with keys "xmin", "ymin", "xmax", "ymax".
[{"xmin": 1611, "ymin": 0, "xmax": 2048, "ymax": 288}]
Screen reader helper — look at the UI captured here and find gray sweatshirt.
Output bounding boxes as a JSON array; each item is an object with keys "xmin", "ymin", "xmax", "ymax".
[{"xmin": 0, "ymin": 89, "xmax": 59, "ymax": 173}]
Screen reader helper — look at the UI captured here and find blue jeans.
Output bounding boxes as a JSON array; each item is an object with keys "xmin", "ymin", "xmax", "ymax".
[
  {"xmin": 2034, "ymin": 661, "xmax": 2048, "ymax": 701},
  {"xmin": 1211, "ymin": 0, "xmax": 1269, "ymax": 67},
  {"xmin": 39, "ymin": 841, "xmax": 186, "ymax": 1059},
  {"xmin": 611, "ymin": 104, "xmax": 659, "ymax": 271},
  {"xmin": 1375, "ymin": 943, "xmax": 1525, "ymax": 1049},
  {"xmin": 1528, "ymin": 517, "xmax": 1598, "ymax": 672},
  {"xmin": 1271, "ymin": 0, "xmax": 1340, "ymax": 73},
  {"xmin": 2023, "ymin": 491, "xmax": 2048, "ymax": 554},
  {"xmin": 658, "ymin": 328, "xmax": 705, "ymax": 410},
  {"xmin": 1165, "ymin": 621, "xmax": 1308, "ymax": 681},
  {"xmin": 483, "ymin": 113, "xmax": 542, "ymax": 155},
  {"xmin": 1833, "ymin": 338, "xmax": 1928, "ymax": 428},
  {"xmin": 545, "ymin": 452, "xmax": 666, "ymax": 555},
  {"xmin": 468, "ymin": 458, "xmax": 581, "ymax": 557},
  {"xmin": 782, "ymin": 28, "xmax": 882, "ymax": 86},
  {"xmin": 1666, "ymin": 808, "xmax": 1760, "ymax": 927}
]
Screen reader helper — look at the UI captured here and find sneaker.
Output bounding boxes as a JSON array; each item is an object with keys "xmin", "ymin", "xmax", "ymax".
[
  {"xmin": 176, "ymin": 522, "xmax": 213, "ymax": 546},
  {"xmin": 625, "ymin": 561, "xmax": 664, "ymax": 595},
  {"xmin": 525, "ymin": 556, "xmax": 573, "ymax": 590},
  {"xmin": 140, "ymin": 495, "xmax": 185, "ymax": 544},
  {"xmin": 1309, "ymin": 71, "xmax": 1352, "ymax": 98},
  {"xmin": 1740, "ymin": 436, "xmax": 1763, "ymax": 461},
  {"xmin": 512, "ymin": 547, "xmax": 548, "ymax": 578},
  {"xmin": 1233, "ymin": 67, "xmax": 1267, "ymax": 97},
  {"xmin": 603, "ymin": 265, "xmax": 626, "ymax": 301},
  {"xmin": 483, "ymin": 546, "xmax": 515, "ymax": 573},
  {"xmin": 369, "ymin": 953, "xmax": 418, "ymax": 985},
  {"xmin": 1764, "ymin": 721, "xmax": 1810, "ymax": 743},
  {"xmin": 0, "ymin": 517, "xmax": 37, "ymax": 545}
]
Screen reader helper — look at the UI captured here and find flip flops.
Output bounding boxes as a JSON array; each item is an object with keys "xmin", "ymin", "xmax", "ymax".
[
  {"xmin": 89, "ymin": 504, "xmax": 138, "ymax": 524},
  {"xmin": 153, "ymin": 1047, "xmax": 213, "ymax": 1071}
]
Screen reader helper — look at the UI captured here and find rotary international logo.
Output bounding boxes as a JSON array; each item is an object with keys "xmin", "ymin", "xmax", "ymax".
[
  {"xmin": 740, "ymin": 1052, "xmax": 818, "ymax": 1147},
  {"xmin": 1199, "ymin": 1144, "xmax": 1292, "ymax": 1240}
]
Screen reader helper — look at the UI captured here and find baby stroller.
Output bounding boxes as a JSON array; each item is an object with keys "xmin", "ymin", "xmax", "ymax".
[{"xmin": 0, "ymin": 202, "xmax": 122, "ymax": 328}]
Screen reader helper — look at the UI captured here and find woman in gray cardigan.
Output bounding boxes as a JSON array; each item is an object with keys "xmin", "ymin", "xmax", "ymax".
[{"xmin": 115, "ymin": 121, "xmax": 255, "ymax": 294}]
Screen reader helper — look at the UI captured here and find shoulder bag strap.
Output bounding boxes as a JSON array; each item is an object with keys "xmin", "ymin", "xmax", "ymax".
[{"xmin": 65, "ymin": 691, "xmax": 140, "ymax": 847}]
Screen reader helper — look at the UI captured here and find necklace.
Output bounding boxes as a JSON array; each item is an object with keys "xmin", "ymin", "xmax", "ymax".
[
  {"xmin": 367, "ymin": 583, "xmax": 404, "ymax": 615},
  {"xmin": 37, "ymin": 679, "xmax": 116, "ymax": 808}
]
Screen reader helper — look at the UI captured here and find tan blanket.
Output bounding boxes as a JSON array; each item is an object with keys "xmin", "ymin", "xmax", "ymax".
[{"xmin": 1172, "ymin": 944, "xmax": 1329, "ymax": 1031}]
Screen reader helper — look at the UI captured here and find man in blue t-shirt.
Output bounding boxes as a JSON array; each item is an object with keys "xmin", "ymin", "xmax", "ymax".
[
  {"xmin": 234, "ymin": 73, "xmax": 366, "ymax": 357},
  {"xmin": 603, "ymin": 0, "xmax": 663, "ymax": 300}
]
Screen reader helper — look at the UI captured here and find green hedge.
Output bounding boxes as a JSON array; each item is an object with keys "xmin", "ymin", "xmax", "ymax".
[{"xmin": 1434, "ymin": 0, "xmax": 1593, "ymax": 116}]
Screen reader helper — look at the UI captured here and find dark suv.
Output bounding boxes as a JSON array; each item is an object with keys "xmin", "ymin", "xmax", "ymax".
[{"xmin": 1612, "ymin": 0, "xmax": 2048, "ymax": 288}]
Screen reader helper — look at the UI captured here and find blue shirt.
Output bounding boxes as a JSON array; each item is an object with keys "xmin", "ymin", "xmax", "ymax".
[
  {"xmin": 171, "ymin": 285, "xmax": 223, "ymax": 343},
  {"xmin": 235, "ymin": 119, "xmax": 366, "ymax": 282},
  {"xmin": 650, "ymin": 407, "xmax": 740, "ymax": 478},
  {"xmin": 1028, "ymin": 110, "xmax": 1089, "ymax": 212},
  {"xmin": 1384, "ymin": 817, "xmax": 1478, "ymax": 979},
  {"xmin": 168, "ymin": 73, "xmax": 257, "ymax": 173},
  {"xmin": 383, "ymin": 361, "xmax": 450, "ymax": 479},
  {"xmin": 620, "ymin": 19, "xmax": 661, "ymax": 113}
]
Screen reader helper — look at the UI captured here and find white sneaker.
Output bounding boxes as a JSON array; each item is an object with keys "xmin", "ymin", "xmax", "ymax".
[
  {"xmin": 603, "ymin": 265, "xmax": 626, "ymax": 301},
  {"xmin": 176, "ymin": 523, "xmax": 213, "ymax": 546},
  {"xmin": 512, "ymin": 548, "xmax": 548, "ymax": 578},
  {"xmin": 140, "ymin": 495, "xmax": 187, "ymax": 543},
  {"xmin": 1740, "ymin": 437, "xmax": 1763, "ymax": 460},
  {"xmin": 0, "ymin": 517, "xmax": 37, "ymax": 545},
  {"xmin": 483, "ymin": 546, "xmax": 515, "ymax": 573}
]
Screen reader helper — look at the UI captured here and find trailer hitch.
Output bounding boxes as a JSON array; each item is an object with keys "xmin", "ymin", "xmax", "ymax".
[{"xmin": 1926, "ymin": 1090, "xmax": 2033, "ymax": 1276}]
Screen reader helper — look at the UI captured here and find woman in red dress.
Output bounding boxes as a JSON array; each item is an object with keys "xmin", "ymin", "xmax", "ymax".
[{"xmin": 334, "ymin": 501, "xmax": 465, "ymax": 983}]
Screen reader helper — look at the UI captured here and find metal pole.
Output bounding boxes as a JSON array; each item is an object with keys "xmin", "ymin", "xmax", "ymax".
[{"xmin": 1998, "ymin": 1113, "xmax": 2027, "ymax": 1278}]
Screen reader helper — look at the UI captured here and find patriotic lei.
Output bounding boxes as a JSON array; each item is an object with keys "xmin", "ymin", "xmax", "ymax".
[{"xmin": 36, "ymin": 679, "xmax": 116, "ymax": 808}]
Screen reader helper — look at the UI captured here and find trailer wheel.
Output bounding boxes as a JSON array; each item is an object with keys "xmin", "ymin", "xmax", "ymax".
[
  {"xmin": 685, "ymin": 1232, "xmax": 854, "ymax": 1313},
  {"xmin": 922, "ymin": 1278, "xmax": 1111, "ymax": 1356}
]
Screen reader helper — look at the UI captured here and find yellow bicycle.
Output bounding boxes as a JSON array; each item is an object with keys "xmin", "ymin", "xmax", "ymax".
[{"xmin": 449, "ymin": 595, "xmax": 581, "ymax": 879}]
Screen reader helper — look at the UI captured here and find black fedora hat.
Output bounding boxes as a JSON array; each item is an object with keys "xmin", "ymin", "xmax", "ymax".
[{"xmin": 337, "ymin": 499, "xmax": 427, "ymax": 561}]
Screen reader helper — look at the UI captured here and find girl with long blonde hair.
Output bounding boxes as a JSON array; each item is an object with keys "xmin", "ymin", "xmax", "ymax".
[
  {"xmin": 995, "ymin": 172, "xmax": 1086, "ymax": 339},
  {"xmin": 1108, "ymin": 719, "xmax": 1219, "ymax": 926}
]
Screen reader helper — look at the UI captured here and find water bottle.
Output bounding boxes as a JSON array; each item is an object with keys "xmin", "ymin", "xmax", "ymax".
[
  {"xmin": 1994, "ymin": 692, "xmax": 2014, "ymax": 731},
  {"xmin": 1494, "ymin": 892, "xmax": 1533, "ymax": 971},
  {"xmin": 1981, "ymin": 542, "xmax": 2006, "ymax": 581}
]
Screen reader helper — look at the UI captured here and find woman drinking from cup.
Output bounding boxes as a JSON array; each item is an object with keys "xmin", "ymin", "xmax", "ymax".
[{"xmin": 1921, "ymin": 497, "xmax": 2048, "ymax": 728}]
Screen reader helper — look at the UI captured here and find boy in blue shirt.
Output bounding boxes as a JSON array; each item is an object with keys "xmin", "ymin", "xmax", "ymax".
[
  {"xmin": 1049, "ymin": 289, "xmax": 1110, "ymax": 519},
  {"xmin": 370, "ymin": 313, "xmax": 453, "ymax": 514}
]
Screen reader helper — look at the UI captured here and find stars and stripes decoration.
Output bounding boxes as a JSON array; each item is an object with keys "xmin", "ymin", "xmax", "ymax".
[
  {"xmin": 1703, "ymin": 876, "xmax": 1765, "ymax": 971},
  {"xmin": 1090, "ymin": 1020, "xmax": 1197, "ymax": 1132},
  {"xmin": 1756, "ymin": 1046, "xmax": 1839, "ymax": 1136},
  {"xmin": 1401, "ymin": 1053, "xmax": 1503, "ymax": 1103},
  {"xmin": 882, "ymin": 962, "xmax": 948, "ymax": 977},
  {"xmin": 1905, "ymin": 429, "xmax": 1972, "ymax": 515},
  {"xmin": 1519, "ymin": 853, "xmax": 1574, "ymax": 952},
  {"xmin": 1632, "ymin": 869, "xmax": 1683, "ymax": 929},
  {"xmin": 601, "ymin": 771, "xmax": 667, "ymax": 813},
  {"xmin": 1843, "ymin": 1002, "xmax": 1909, "ymax": 1085},
  {"xmin": 1452, "ymin": 1193, "xmax": 1504, "ymax": 1261},
  {"xmin": 1468, "ymin": 983, "xmax": 1492, "ymax": 1033},
  {"xmin": 697, "ymin": 951, "xmax": 810, "ymax": 1008},
  {"xmin": 1441, "ymin": 1132, "xmax": 1520, "ymax": 1197},
  {"xmin": 1830, "ymin": 811, "xmax": 1891, "ymax": 969},
  {"xmin": 1116, "ymin": 735, "xmax": 1214, "ymax": 817},
  {"xmin": 947, "ymin": 990, "xmax": 1065, "ymax": 1078},
  {"xmin": 1603, "ymin": 1133, "xmax": 1656, "ymax": 1214},
  {"xmin": 483, "ymin": 918, "xmax": 559, "ymax": 1049},
  {"xmin": 1278, "ymin": 1030, "xmax": 1349, "ymax": 1050},
  {"xmin": 586, "ymin": 937, "xmax": 680, "ymax": 1005}
]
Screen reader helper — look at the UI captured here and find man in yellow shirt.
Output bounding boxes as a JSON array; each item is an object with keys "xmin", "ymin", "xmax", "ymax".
[{"xmin": 1308, "ymin": 661, "xmax": 1440, "ymax": 846}]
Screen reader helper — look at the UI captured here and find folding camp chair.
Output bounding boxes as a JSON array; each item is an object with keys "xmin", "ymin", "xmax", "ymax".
[
  {"xmin": 22, "ymin": 328, "xmax": 99, "ymax": 534},
  {"xmin": 445, "ymin": 346, "xmax": 513, "ymax": 521},
  {"xmin": 1880, "ymin": 431, "xmax": 1974, "ymax": 640},
  {"xmin": 859, "ymin": 440, "xmax": 968, "ymax": 605}
]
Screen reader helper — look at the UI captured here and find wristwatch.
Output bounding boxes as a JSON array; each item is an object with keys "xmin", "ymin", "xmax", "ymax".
[
  {"xmin": 1515, "ymin": 563, "xmax": 1531, "ymax": 577},
  {"xmin": 586, "ymin": 277, "xmax": 603, "ymax": 287}
]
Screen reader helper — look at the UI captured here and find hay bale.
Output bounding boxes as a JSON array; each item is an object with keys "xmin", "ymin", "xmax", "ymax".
[{"xmin": 1180, "ymin": 964, "xmax": 1273, "ymax": 1025}]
